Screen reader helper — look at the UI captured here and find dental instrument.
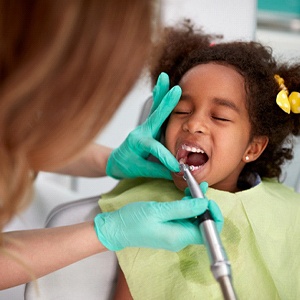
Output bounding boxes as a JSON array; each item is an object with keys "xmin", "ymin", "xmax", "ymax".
[{"xmin": 180, "ymin": 164, "xmax": 238, "ymax": 300}]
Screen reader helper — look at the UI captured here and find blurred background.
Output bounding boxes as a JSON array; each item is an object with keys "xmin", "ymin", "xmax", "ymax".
[{"xmin": 2, "ymin": 0, "xmax": 300, "ymax": 298}]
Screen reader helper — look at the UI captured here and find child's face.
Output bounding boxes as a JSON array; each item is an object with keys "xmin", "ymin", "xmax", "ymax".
[{"xmin": 165, "ymin": 63, "xmax": 254, "ymax": 192}]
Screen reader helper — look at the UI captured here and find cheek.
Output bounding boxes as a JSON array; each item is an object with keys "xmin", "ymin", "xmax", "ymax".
[
  {"xmin": 217, "ymin": 130, "xmax": 250, "ymax": 160},
  {"xmin": 165, "ymin": 128, "xmax": 173, "ymax": 152},
  {"xmin": 165, "ymin": 122, "xmax": 181, "ymax": 154},
  {"xmin": 164, "ymin": 122, "xmax": 175, "ymax": 152}
]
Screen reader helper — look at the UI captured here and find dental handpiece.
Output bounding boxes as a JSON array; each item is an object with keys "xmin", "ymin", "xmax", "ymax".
[{"xmin": 180, "ymin": 164, "xmax": 237, "ymax": 300}]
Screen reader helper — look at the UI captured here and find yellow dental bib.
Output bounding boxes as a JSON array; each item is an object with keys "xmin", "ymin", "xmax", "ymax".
[{"xmin": 100, "ymin": 178, "xmax": 300, "ymax": 300}]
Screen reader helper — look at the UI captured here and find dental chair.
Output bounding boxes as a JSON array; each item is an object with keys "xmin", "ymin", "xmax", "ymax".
[{"xmin": 24, "ymin": 196, "xmax": 118, "ymax": 300}]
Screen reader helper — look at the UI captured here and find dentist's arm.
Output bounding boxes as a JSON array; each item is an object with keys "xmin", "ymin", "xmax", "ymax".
[
  {"xmin": 0, "ymin": 222, "xmax": 102, "ymax": 289},
  {"xmin": 0, "ymin": 198, "xmax": 207, "ymax": 289},
  {"xmin": 43, "ymin": 143, "xmax": 112, "ymax": 177}
]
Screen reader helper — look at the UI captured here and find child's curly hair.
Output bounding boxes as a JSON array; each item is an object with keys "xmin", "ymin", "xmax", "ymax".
[{"xmin": 149, "ymin": 20, "xmax": 300, "ymax": 181}]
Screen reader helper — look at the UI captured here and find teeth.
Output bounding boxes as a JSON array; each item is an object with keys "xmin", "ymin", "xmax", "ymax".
[
  {"xmin": 189, "ymin": 165, "xmax": 200, "ymax": 171},
  {"xmin": 178, "ymin": 144, "xmax": 206, "ymax": 171},
  {"xmin": 182, "ymin": 144, "xmax": 204, "ymax": 153},
  {"xmin": 179, "ymin": 158, "xmax": 185, "ymax": 164}
]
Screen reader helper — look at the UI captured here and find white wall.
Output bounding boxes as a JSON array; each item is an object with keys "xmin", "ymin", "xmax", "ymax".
[{"xmin": 161, "ymin": 0, "xmax": 256, "ymax": 41}]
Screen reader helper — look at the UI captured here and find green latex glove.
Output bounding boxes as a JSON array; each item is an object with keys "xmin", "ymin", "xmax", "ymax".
[
  {"xmin": 183, "ymin": 182, "xmax": 224, "ymax": 235},
  {"xmin": 94, "ymin": 197, "xmax": 209, "ymax": 252},
  {"xmin": 106, "ymin": 72, "xmax": 181, "ymax": 180}
]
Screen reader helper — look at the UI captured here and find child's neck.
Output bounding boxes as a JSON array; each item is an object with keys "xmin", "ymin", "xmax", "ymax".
[{"xmin": 211, "ymin": 180, "xmax": 240, "ymax": 193}]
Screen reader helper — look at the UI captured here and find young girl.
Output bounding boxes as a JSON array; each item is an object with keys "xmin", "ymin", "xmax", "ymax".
[{"xmin": 99, "ymin": 22, "xmax": 300, "ymax": 299}]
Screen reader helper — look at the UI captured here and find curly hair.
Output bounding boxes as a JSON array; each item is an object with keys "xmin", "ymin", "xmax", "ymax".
[{"xmin": 149, "ymin": 21, "xmax": 300, "ymax": 181}]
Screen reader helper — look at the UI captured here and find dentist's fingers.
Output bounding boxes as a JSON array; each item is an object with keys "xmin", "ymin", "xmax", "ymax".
[
  {"xmin": 138, "ymin": 138, "xmax": 180, "ymax": 173},
  {"xmin": 200, "ymin": 182, "xmax": 209, "ymax": 195},
  {"xmin": 184, "ymin": 181, "xmax": 209, "ymax": 197},
  {"xmin": 151, "ymin": 72, "xmax": 170, "ymax": 113},
  {"xmin": 153, "ymin": 198, "xmax": 209, "ymax": 221},
  {"xmin": 146, "ymin": 86, "xmax": 181, "ymax": 137},
  {"xmin": 130, "ymin": 158, "xmax": 174, "ymax": 180}
]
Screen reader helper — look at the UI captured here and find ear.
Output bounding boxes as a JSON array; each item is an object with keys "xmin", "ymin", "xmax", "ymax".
[{"xmin": 242, "ymin": 136, "xmax": 269, "ymax": 163}]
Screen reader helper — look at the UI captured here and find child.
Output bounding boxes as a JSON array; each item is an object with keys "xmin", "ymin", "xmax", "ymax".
[{"xmin": 99, "ymin": 22, "xmax": 300, "ymax": 299}]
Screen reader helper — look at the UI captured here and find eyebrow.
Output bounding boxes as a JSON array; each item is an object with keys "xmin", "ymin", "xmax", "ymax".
[
  {"xmin": 213, "ymin": 97, "xmax": 240, "ymax": 113},
  {"xmin": 180, "ymin": 94, "xmax": 241, "ymax": 114}
]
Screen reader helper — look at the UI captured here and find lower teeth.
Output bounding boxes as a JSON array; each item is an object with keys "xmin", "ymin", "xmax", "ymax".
[{"xmin": 189, "ymin": 165, "xmax": 200, "ymax": 171}]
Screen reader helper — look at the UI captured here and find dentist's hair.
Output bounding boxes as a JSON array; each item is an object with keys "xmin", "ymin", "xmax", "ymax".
[
  {"xmin": 149, "ymin": 20, "xmax": 300, "ymax": 184},
  {"xmin": 0, "ymin": 0, "xmax": 155, "ymax": 235}
]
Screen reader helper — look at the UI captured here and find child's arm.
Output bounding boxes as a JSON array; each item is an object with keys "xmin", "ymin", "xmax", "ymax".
[
  {"xmin": 0, "ymin": 221, "xmax": 104, "ymax": 289},
  {"xmin": 113, "ymin": 267, "xmax": 133, "ymax": 300}
]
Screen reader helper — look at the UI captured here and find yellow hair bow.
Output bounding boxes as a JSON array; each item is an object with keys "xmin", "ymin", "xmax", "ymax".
[{"xmin": 274, "ymin": 74, "xmax": 300, "ymax": 114}]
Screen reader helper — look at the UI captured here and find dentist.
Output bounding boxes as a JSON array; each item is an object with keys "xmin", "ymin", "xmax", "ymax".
[{"xmin": 0, "ymin": 0, "xmax": 213, "ymax": 289}]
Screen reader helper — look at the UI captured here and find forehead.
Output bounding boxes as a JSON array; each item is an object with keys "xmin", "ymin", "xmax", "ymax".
[{"xmin": 179, "ymin": 63, "xmax": 246, "ymax": 105}]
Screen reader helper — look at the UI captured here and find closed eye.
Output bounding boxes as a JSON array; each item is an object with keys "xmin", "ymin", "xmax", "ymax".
[
  {"xmin": 173, "ymin": 111, "xmax": 191, "ymax": 115},
  {"xmin": 212, "ymin": 116, "xmax": 230, "ymax": 122}
]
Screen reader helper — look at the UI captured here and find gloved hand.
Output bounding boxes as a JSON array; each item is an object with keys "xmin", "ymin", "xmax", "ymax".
[
  {"xmin": 106, "ymin": 72, "xmax": 181, "ymax": 180},
  {"xmin": 183, "ymin": 182, "xmax": 224, "ymax": 235},
  {"xmin": 94, "ymin": 197, "xmax": 209, "ymax": 252}
]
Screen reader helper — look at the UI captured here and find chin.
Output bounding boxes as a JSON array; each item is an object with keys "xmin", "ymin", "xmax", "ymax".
[{"xmin": 171, "ymin": 173, "xmax": 188, "ymax": 191}]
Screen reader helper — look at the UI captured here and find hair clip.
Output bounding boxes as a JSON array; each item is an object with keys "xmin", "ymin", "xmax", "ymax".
[{"xmin": 274, "ymin": 74, "xmax": 300, "ymax": 114}]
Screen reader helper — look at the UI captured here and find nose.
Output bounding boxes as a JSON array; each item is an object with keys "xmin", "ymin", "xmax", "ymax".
[{"xmin": 182, "ymin": 113, "xmax": 208, "ymax": 134}]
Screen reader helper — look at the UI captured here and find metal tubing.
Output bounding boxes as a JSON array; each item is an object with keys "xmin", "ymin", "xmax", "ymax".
[
  {"xmin": 180, "ymin": 164, "xmax": 238, "ymax": 300},
  {"xmin": 219, "ymin": 276, "xmax": 238, "ymax": 300}
]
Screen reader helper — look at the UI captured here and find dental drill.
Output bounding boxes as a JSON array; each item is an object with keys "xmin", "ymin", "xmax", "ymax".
[{"xmin": 180, "ymin": 164, "xmax": 237, "ymax": 300}]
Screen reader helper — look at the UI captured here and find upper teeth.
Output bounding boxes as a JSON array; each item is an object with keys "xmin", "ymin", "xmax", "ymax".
[{"xmin": 182, "ymin": 144, "xmax": 204, "ymax": 153}]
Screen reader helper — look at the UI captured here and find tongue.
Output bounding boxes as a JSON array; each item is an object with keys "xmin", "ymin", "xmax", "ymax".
[{"xmin": 187, "ymin": 152, "xmax": 208, "ymax": 166}]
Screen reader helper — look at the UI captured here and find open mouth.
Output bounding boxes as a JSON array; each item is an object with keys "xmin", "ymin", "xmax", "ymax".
[{"xmin": 176, "ymin": 144, "xmax": 209, "ymax": 171}]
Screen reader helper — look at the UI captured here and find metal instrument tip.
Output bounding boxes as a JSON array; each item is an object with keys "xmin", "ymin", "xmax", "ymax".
[{"xmin": 179, "ymin": 163, "xmax": 189, "ymax": 173}]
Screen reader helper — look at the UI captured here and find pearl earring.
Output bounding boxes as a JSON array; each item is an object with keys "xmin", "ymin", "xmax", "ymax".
[{"xmin": 245, "ymin": 156, "xmax": 250, "ymax": 161}]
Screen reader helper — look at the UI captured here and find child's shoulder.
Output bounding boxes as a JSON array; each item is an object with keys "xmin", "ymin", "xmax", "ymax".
[
  {"xmin": 261, "ymin": 178, "xmax": 300, "ymax": 200},
  {"xmin": 106, "ymin": 178, "xmax": 175, "ymax": 196},
  {"xmin": 100, "ymin": 178, "xmax": 181, "ymax": 210}
]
